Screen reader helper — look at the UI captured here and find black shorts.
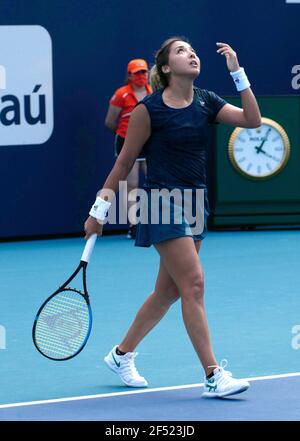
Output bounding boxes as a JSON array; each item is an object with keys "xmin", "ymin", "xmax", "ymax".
[
  {"xmin": 114, "ymin": 135, "xmax": 146, "ymax": 161},
  {"xmin": 134, "ymin": 186, "xmax": 210, "ymax": 248}
]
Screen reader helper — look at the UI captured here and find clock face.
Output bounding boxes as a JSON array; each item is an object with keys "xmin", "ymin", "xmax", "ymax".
[{"xmin": 228, "ymin": 118, "xmax": 290, "ymax": 180}]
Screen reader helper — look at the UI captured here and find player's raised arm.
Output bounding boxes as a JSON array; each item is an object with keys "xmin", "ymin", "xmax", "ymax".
[{"xmin": 215, "ymin": 42, "xmax": 261, "ymax": 128}]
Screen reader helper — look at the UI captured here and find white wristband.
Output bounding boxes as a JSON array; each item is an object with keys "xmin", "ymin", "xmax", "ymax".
[
  {"xmin": 230, "ymin": 67, "xmax": 251, "ymax": 92},
  {"xmin": 89, "ymin": 196, "xmax": 111, "ymax": 221}
]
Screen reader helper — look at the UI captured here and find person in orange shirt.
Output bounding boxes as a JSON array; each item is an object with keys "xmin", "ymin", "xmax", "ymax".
[{"xmin": 105, "ymin": 59, "xmax": 152, "ymax": 239}]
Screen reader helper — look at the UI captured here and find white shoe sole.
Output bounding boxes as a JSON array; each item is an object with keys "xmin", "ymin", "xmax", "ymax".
[
  {"xmin": 104, "ymin": 355, "xmax": 148, "ymax": 388},
  {"xmin": 202, "ymin": 383, "xmax": 250, "ymax": 398}
]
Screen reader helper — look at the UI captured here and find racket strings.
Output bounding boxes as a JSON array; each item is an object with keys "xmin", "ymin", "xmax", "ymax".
[{"xmin": 34, "ymin": 289, "xmax": 91, "ymax": 359}]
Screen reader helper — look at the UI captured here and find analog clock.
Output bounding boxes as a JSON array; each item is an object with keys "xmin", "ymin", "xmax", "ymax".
[{"xmin": 228, "ymin": 117, "xmax": 291, "ymax": 180}]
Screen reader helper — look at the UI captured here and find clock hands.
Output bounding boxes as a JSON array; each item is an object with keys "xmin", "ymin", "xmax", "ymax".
[
  {"xmin": 256, "ymin": 149, "xmax": 279, "ymax": 162},
  {"xmin": 253, "ymin": 127, "xmax": 279, "ymax": 162},
  {"xmin": 255, "ymin": 127, "xmax": 271, "ymax": 154}
]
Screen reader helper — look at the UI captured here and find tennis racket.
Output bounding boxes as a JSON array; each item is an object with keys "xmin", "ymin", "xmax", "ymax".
[{"xmin": 32, "ymin": 233, "xmax": 97, "ymax": 361}]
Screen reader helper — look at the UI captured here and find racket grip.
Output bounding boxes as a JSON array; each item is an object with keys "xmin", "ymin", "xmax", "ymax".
[{"xmin": 81, "ymin": 233, "xmax": 97, "ymax": 263}]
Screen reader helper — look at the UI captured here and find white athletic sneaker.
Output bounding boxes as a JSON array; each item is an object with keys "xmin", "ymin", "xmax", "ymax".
[
  {"xmin": 104, "ymin": 345, "xmax": 148, "ymax": 388},
  {"xmin": 202, "ymin": 360, "xmax": 250, "ymax": 398}
]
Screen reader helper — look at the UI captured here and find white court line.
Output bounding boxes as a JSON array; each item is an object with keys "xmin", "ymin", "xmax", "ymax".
[{"xmin": 1, "ymin": 371, "xmax": 300, "ymax": 410}]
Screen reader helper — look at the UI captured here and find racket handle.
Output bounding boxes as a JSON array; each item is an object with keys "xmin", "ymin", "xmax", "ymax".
[{"xmin": 81, "ymin": 233, "xmax": 97, "ymax": 263}]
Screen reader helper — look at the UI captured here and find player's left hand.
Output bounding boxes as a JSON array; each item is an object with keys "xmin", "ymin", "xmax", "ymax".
[{"xmin": 216, "ymin": 42, "xmax": 240, "ymax": 72}]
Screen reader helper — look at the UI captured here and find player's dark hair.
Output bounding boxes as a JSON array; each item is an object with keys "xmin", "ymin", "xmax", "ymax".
[{"xmin": 150, "ymin": 35, "xmax": 191, "ymax": 91}]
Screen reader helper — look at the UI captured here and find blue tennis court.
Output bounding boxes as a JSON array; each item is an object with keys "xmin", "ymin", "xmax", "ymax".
[
  {"xmin": 0, "ymin": 230, "xmax": 300, "ymax": 420},
  {"xmin": 1, "ymin": 374, "xmax": 300, "ymax": 421}
]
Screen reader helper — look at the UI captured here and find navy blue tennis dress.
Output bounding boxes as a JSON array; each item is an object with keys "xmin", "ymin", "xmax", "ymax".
[{"xmin": 134, "ymin": 87, "xmax": 227, "ymax": 247}]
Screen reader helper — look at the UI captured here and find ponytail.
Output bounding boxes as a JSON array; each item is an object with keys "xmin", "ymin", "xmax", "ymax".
[{"xmin": 149, "ymin": 65, "xmax": 163, "ymax": 91}]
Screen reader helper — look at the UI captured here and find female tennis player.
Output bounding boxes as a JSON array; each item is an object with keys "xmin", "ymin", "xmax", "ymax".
[
  {"xmin": 84, "ymin": 36, "xmax": 261, "ymax": 397},
  {"xmin": 104, "ymin": 59, "xmax": 152, "ymax": 239}
]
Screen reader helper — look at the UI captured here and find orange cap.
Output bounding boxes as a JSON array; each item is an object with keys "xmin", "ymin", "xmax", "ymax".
[{"xmin": 127, "ymin": 59, "xmax": 149, "ymax": 73}]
